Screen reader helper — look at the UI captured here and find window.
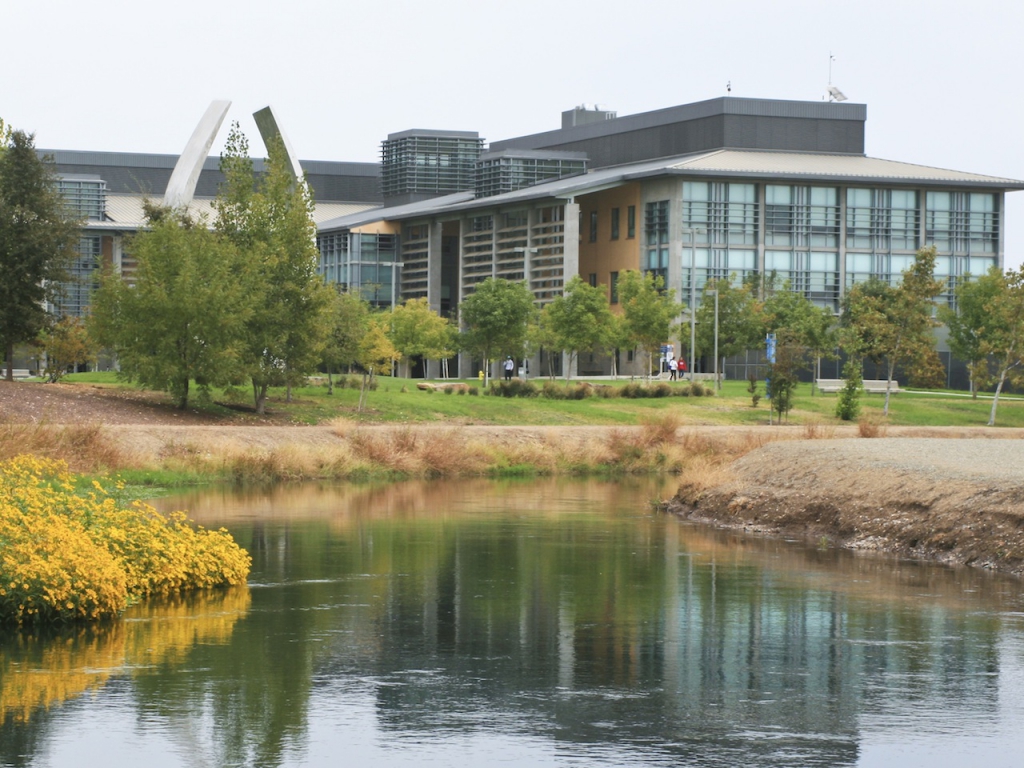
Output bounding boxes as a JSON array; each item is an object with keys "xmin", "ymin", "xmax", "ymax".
[
  {"xmin": 611, "ymin": 208, "xmax": 620, "ymax": 240},
  {"xmin": 627, "ymin": 205, "xmax": 636, "ymax": 238},
  {"xmin": 610, "ymin": 271, "xmax": 619, "ymax": 304},
  {"xmin": 588, "ymin": 273, "xmax": 598, "ymax": 287},
  {"xmin": 589, "ymin": 211, "xmax": 598, "ymax": 243}
]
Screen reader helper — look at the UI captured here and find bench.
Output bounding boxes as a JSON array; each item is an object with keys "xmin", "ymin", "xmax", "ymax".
[
  {"xmin": 3, "ymin": 369, "xmax": 32, "ymax": 380},
  {"xmin": 815, "ymin": 378, "xmax": 901, "ymax": 394}
]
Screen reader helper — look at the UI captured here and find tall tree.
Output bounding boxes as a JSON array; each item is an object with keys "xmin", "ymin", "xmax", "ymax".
[
  {"xmin": 761, "ymin": 286, "xmax": 838, "ymax": 394},
  {"xmin": 842, "ymin": 246, "xmax": 943, "ymax": 416},
  {"xmin": 0, "ymin": 130, "xmax": 81, "ymax": 380},
  {"xmin": 388, "ymin": 297, "xmax": 457, "ymax": 378},
  {"xmin": 538, "ymin": 276, "xmax": 612, "ymax": 381},
  {"xmin": 89, "ymin": 210, "xmax": 250, "ymax": 409},
  {"xmin": 214, "ymin": 125, "xmax": 331, "ymax": 414},
  {"xmin": 938, "ymin": 267, "xmax": 1002, "ymax": 398},
  {"xmin": 459, "ymin": 278, "xmax": 536, "ymax": 386},
  {"xmin": 617, "ymin": 270, "xmax": 680, "ymax": 379}
]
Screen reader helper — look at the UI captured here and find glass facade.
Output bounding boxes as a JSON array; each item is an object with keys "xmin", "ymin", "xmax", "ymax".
[
  {"xmin": 765, "ymin": 185, "xmax": 841, "ymax": 310},
  {"xmin": 682, "ymin": 181, "xmax": 758, "ymax": 299},
  {"xmin": 317, "ymin": 231, "xmax": 400, "ymax": 308},
  {"xmin": 55, "ymin": 235, "xmax": 102, "ymax": 317},
  {"xmin": 644, "ymin": 200, "xmax": 669, "ymax": 285}
]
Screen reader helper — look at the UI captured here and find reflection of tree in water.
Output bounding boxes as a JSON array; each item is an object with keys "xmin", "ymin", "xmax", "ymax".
[{"xmin": 0, "ymin": 588, "xmax": 249, "ymax": 764}]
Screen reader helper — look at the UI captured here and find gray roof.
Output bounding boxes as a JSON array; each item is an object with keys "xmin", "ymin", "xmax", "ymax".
[{"xmin": 317, "ymin": 148, "xmax": 1024, "ymax": 230}]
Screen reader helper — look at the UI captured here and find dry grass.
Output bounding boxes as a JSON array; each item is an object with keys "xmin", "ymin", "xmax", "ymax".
[
  {"xmin": 0, "ymin": 421, "xmax": 126, "ymax": 472},
  {"xmin": 802, "ymin": 420, "xmax": 837, "ymax": 440},
  {"xmin": 858, "ymin": 416, "xmax": 888, "ymax": 438}
]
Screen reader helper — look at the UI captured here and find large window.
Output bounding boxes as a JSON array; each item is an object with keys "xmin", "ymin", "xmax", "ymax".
[
  {"xmin": 766, "ymin": 185, "xmax": 839, "ymax": 248},
  {"xmin": 644, "ymin": 201, "xmax": 670, "ymax": 284},
  {"xmin": 682, "ymin": 182, "xmax": 758, "ymax": 302},
  {"xmin": 846, "ymin": 188, "xmax": 919, "ymax": 253},
  {"xmin": 926, "ymin": 191, "xmax": 998, "ymax": 255}
]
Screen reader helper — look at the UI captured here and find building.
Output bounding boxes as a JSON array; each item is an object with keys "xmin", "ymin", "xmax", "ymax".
[{"xmin": 316, "ymin": 96, "xmax": 1024, "ymax": 380}]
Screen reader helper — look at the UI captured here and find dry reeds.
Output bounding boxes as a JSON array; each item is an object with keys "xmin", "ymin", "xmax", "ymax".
[
  {"xmin": 0, "ymin": 421, "xmax": 125, "ymax": 472},
  {"xmin": 858, "ymin": 417, "xmax": 887, "ymax": 438}
]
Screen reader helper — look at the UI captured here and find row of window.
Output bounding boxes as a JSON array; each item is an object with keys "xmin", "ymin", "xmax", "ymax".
[{"xmin": 587, "ymin": 205, "xmax": 637, "ymax": 243}]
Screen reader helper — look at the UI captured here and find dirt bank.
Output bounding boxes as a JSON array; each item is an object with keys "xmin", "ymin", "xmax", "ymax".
[{"xmin": 668, "ymin": 437, "xmax": 1024, "ymax": 576}]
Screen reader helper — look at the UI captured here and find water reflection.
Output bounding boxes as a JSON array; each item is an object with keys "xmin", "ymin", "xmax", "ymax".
[{"xmin": 2, "ymin": 477, "xmax": 1024, "ymax": 767}]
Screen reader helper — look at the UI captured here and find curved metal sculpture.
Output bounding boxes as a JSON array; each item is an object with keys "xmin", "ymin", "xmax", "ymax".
[
  {"xmin": 253, "ymin": 105, "xmax": 304, "ymax": 182},
  {"xmin": 162, "ymin": 99, "xmax": 231, "ymax": 209}
]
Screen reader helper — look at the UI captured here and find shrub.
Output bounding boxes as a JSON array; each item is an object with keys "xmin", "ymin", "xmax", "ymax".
[
  {"xmin": 541, "ymin": 381, "xmax": 566, "ymax": 399},
  {"xmin": 619, "ymin": 382, "xmax": 647, "ymax": 399},
  {"xmin": 689, "ymin": 381, "xmax": 706, "ymax": 397},
  {"xmin": 651, "ymin": 383, "xmax": 673, "ymax": 398},
  {"xmin": 835, "ymin": 359, "xmax": 862, "ymax": 421},
  {"xmin": 0, "ymin": 456, "xmax": 250, "ymax": 625},
  {"xmin": 488, "ymin": 380, "xmax": 539, "ymax": 398}
]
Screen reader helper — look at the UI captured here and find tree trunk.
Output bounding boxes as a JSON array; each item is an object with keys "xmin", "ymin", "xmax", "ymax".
[
  {"xmin": 253, "ymin": 379, "xmax": 269, "ymax": 415},
  {"xmin": 176, "ymin": 378, "xmax": 189, "ymax": 410},
  {"xmin": 883, "ymin": 357, "xmax": 897, "ymax": 416},
  {"xmin": 327, "ymin": 368, "xmax": 334, "ymax": 396},
  {"xmin": 5, "ymin": 341, "xmax": 13, "ymax": 382},
  {"xmin": 989, "ymin": 368, "xmax": 1008, "ymax": 426}
]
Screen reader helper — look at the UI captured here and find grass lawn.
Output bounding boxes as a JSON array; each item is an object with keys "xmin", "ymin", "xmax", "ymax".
[{"xmin": 59, "ymin": 372, "xmax": 1024, "ymax": 429}]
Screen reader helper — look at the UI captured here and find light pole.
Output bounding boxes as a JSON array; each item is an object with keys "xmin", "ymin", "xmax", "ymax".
[
  {"xmin": 682, "ymin": 227, "xmax": 705, "ymax": 382},
  {"xmin": 706, "ymin": 288, "xmax": 720, "ymax": 390}
]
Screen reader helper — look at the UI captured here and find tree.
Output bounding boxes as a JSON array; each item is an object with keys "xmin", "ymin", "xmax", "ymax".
[
  {"xmin": 939, "ymin": 267, "xmax": 1002, "ymax": 398},
  {"xmin": 618, "ymin": 270, "xmax": 680, "ymax": 379},
  {"xmin": 356, "ymin": 314, "xmax": 399, "ymax": 411},
  {"xmin": 214, "ymin": 125, "xmax": 332, "ymax": 414},
  {"xmin": 972, "ymin": 266, "xmax": 1024, "ymax": 426},
  {"xmin": 89, "ymin": 210, "xmax": 249, "ymax": 409},
  {"xmin": 538, "ymin": 276, "xmax": 612, "ymax": 381},
  {"xmin": 41, "ymin": 316, "xmax": 94, "ymax": 383},
  {"xmin": 0, "ymin": 129, "xmax": 81, "ymax": 380},
  {"xmin": 388, "ymin": 297, "xmax": 457, "ymax": 378},
  {"xmin": 762, "ymin": 286, "xmax": 838, "ymax": 394},
  {"xmin": 695, "ymin": 277, "xmax": 763, "ymax": 382},
  {"xmin": 841, "ymin": 246, "xmax": 943, "ymax": 416},
  {"xmin": 459, "ymin": 278, "xmax": 536, "ymax": 386},
  {"xmin": 835, "ymin": 358, "xmax": 862, "ymax": 421},
  {"xmin": 322, "ymin": 288, "xmax": 370, "ymax": 394}
]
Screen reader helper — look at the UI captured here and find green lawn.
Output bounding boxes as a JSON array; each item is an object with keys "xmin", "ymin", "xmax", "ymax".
[{"xmin": 59, "ymin": 372, "xmax": 1024, "ymax": 428}]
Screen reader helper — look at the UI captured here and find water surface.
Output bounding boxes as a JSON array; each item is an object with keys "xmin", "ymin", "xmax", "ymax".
[{"xmin": 3, "ymin": 477, "xmax": 1024, "ymax": 767}]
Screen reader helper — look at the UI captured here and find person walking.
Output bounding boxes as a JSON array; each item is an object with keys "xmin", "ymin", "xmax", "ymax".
[
  {"xmin": 668, "ymin": 357, "xmax": 678, "ymax": 381},
  {"xmin": 504, "ymin": 356, "xmax": 515, "ymax": 381}
]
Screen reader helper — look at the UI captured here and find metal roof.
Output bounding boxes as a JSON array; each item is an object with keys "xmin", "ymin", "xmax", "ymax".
[
  {"xmin": 89, "ymin": 194, "xmax": 377, "ymax": 232},
  {"xmin": 317, "ymin": 148, "xmax": 1024, "ymax": 230}
]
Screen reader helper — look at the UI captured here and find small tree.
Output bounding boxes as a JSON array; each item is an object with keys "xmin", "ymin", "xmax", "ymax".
[
  {"xmin": 767, "ymin": 335, "xmax": 801, "ymax": 423},
  {"xmin": 695, "ymin": 278, "xmax": 763, "ymax": 381},
  {"xmin": 842, "ymin": 246, "xmax": 943, "ymax": 416},
  {"xmin": 975, "ymin": 266, "xmax": 1024, "ymax": 426},
  {"xmin": 835, "ymin": 358, "xmax": 862, "ymax": 421},
  {"xmin": 762, "ymin": 286, "xmax": 837, "ymax": 394},
  {"xmin": 939, "ymin": 267, "xmax": 1002, "ymax": 397},
  {"xmin": 539, "ymin": 276, "xmax": 612, "ymax": 381},
  {"xmin": 618, "ymin": 270, "xmax": 680, "ymax": 379},
  {"xmin": 41, "ymin": 316, "xmax": 94, "ymax": 383},
  {"xmin": 356, "ymin": 315, "xmax": 399, "ymax": 412},
  {"xmin": 322, "ymin": 288, "xmax": 370, "ymax": 394},
  {"xmin": 459, "ymin": 278, "xmax": 535, "ymax": 386},
  {"xmin": 388, "ymin": 297, "xmax": 457, "ymax": 378}
]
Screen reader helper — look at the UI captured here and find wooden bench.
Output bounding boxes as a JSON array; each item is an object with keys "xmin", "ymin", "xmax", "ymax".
[
  {"xmin": 815, "ymin": 378, "xmax": 901, "ymax": 394},
  {"xmin": 3, "ymin": 369, "xmax": 32, "ymax": 380}
]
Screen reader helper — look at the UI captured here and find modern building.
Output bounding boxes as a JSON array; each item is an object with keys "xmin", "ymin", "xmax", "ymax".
[{"xmin": 316, "ymin": 96, "xmax": 1024, "ymax": 380}]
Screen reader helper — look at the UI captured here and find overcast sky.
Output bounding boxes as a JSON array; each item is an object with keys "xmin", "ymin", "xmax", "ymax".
[{"xmin": 4, "ymin": 0, "xmax": 1022, "ymax": 265}]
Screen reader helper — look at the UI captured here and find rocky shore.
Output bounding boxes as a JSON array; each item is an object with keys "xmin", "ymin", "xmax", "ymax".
[{"xmin": 668, "ymin": 437, "xmax": 1024, "ymax": 576}]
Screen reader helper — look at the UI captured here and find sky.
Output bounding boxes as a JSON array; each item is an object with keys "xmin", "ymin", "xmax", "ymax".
[{"xmin": 3, "ymin": 0, "xmax": 1023, "ymax": 265}]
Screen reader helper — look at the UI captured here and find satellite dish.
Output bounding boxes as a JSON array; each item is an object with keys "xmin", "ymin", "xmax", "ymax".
[{"xmin": 827, "ymin": 85, "xmax": 848, "ymax": 102}]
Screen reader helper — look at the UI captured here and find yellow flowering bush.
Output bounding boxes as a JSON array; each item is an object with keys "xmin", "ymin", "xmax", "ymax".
[{"xmin": 0, "ymin": 456, "xmax": 251, "ymax": 625}]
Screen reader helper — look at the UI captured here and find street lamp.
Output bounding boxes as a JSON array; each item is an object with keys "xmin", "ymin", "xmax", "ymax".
[
  {"xmin": 706, "ymin": 288, "xmax": 720, "ymax": 390},
  {"xmin": 682, "ymin": 227, "xmax": 706, "ymax": 382}
]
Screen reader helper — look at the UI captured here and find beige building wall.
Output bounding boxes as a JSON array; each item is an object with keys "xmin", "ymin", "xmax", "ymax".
[{"xmin": 577, "ymin": 183, "xmax": 642, "ymax": 306}]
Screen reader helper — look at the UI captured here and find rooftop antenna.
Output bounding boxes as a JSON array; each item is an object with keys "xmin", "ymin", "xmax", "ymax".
[
  {"xmin": 826, "ymin": 53, "xmax": 848, "ymax": 102},
  {"xmin": 727, "ymin": 80, "xmax": 732, "ymax": 94}
]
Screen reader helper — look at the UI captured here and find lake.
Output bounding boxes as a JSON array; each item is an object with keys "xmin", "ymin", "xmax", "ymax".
[{"xmin": 2, "ymin": 477, "xmax": 1024, "ymax": 767}]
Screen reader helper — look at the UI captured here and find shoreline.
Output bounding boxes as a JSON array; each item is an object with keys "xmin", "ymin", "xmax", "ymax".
[{"xmin": 667, "ymin": 437, "xmax": 1024, "ymax": 577}]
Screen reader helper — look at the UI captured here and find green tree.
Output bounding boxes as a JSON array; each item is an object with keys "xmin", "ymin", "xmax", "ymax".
[
  {"xmin": 41, "ymin": 316, "xmax": 95, "ymax": 383},
  {"xmin": 214, "ymin": 125, "xmax": 332, "ymax": 414},
  {"xmin": 538, "ymin": 276, "xmax": 612, "ymax": 381},
  {"xmin": 835, "ymin": 358, "xmax": 863, "ymax": 421},
  {"xmin": 618, "ymin": 270, "xmax": 680, "ymax": 379},
  {"xmin": 767, "ymin": 336, "xmax": 801, "ymax": 423},
  {"xmin": 388, "ymin": 297, "xmax": 457, "ymax": 378},
  {"xmin": 973, "ymin": 266, "xmax": 1024, "ymax": 426},
  {"xmin": 762, "ymin": 287, "xmax": 838, "ymax": 394},
  {"xmin": 89, "ymin": 210, "xmax": 249, "ymax": 409},
  {"xmin": 356, "ymin": 314, "xmax": 399, "ymax": 411},
  {"xmin": 459, "ymin": 278, "xmax": 536, "ymax": 386},
  {"xmin": 841, "ymin": 246, "xmax": 943, "ymax": 416},
  {"xmin": 0, "ymin": 129, "xmax": 81, "ymax": 380},
  {"xmin": 322, "ymin": 288, "xmax": 370, "ymax": 394},
  {"xmin": 938, "ymin": 268, "xmax": 1002, "ymax": 398},
  {"xmin": 694, "ymin": 277, "xmax": 762, "ymax": 383}
]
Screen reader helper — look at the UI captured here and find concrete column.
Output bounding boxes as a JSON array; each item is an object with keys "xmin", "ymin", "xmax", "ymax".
[
  {"xmin": 562, "ymin": 200, "xmax": 581, "ymax": 378},
  {"xmin": 838, "ymin": 186, "xmax": 848, "ymax": 305},
  {"xmin": 426, "ymin": 220, "xmax": 444, "ymax": 379},
  {"xmin": 457, "ymin": 217, "xmax": 471, "ymax": 379}
]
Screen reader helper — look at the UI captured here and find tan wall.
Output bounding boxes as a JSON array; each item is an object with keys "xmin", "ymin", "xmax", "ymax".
[
  {"xmin": 577, "ymin": 183, "xmax": 641, "ymax": 306},
  {"xmin": 352, "ymin": 220, "xmax": 401, "ymax": 235}
]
